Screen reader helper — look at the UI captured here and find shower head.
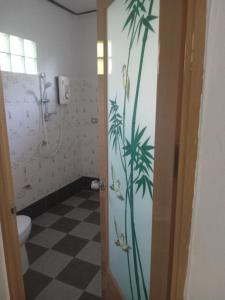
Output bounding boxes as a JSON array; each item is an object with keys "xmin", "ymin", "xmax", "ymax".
[
  {"xmin": 40, "ymin": 72, "xmax": 46, "ymax": 79},
  {"xmin": 44, "ymin": 82, "xmax": 52, "ymax": 89}
]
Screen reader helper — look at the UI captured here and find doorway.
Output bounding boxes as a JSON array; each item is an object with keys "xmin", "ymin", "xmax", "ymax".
[
  {"xmin": 0, "ymin": 0, "xmax": 101, "ymax": 299},
  {"xmin": 0, "ymin": 0, "xmax": 206, "ymax": 299}
]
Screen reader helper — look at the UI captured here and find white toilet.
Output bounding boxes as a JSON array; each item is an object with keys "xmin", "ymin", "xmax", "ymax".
[{"xmin": 16, "ymin": 215, "xmax": 32, "ymax": 274}]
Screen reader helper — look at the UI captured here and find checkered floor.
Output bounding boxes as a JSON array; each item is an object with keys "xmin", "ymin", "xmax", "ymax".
[{"xmin": 24, "ymin": 190, "xmax": 102, "ymax": 300}]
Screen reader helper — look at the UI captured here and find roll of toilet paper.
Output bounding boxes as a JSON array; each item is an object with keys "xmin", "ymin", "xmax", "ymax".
[{"xmin": 91, "ymin": 180, "xmax": 100, "ymax": 191}]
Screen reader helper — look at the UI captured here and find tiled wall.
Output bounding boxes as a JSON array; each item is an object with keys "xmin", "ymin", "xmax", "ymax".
[
  {"xmin": 77, "ymin": 79, "xmax": 99, "ymax": 177},
  {"xmin": 2, "ymin": 72, "xmax": 99, "ymax": 211}
]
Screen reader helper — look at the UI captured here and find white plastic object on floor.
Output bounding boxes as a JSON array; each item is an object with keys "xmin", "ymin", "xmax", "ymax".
[
  {"xmin": 16, "ymin": 215, "xmax": 32, "ymax": 274},
  {"xmin": 91, "ymin": 180, "xmax": 100, "ymax": 191}
]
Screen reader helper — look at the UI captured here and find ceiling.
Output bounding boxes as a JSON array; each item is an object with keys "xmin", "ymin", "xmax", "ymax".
[{"xmin": 54, "ymin": 0, "xmax": 97, "ymax": 13}]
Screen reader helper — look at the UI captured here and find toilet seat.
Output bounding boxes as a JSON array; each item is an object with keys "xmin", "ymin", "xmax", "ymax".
[{"xmin": 16, "ymin": 215, "xmax": 32, "ymax": 245}]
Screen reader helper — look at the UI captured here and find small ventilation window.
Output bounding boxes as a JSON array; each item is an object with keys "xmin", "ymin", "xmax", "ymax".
[{"xmin": 0, "ymin": 32, "xmax": 38, "ymax": 75}]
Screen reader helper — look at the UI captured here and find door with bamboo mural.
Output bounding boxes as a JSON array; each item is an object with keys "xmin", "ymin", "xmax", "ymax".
[{"xmin": 107, "ymin": 0, "xmax": 159, "ymax": 299}]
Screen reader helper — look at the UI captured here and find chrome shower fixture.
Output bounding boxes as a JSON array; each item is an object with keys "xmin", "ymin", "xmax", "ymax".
[{"xmin": 40, "ymin": 73, "xmax": 56, "ymax": 122}]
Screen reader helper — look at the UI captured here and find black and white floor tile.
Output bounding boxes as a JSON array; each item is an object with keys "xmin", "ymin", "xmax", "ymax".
[{"xmin": 24, "ymin": 191, "xmax": 101, "ymax": 300}]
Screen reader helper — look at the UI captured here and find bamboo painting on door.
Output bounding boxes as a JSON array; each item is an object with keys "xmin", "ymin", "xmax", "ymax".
[{"xmin": 107, "ymin": 0, "xmax": 159, "ymax": 299}]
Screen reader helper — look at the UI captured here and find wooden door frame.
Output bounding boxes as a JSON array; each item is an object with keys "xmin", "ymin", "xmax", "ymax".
[
  {"xmin": 170, "ymin": 0, "xmax": 206, "ymax": 299},
  {"xmin": 97, "ymin": 0, "xmax": 206, "ymax": 300},
  {"xmin": 98, "ymin": 1, "xmax": 124, "ymax": 299},
  {"xmin": 0, "ymin": 71, "xmax": 25, "ymax": 299}
]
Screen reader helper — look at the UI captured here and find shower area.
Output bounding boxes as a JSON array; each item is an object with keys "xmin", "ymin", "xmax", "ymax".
[
  {"xmin": 1, "ymin": 1, "xmax": 99, "ymax": 213},
  {"xmin": 0, "ymin": 0, "xmax": 101, "ymax": 299},
  {"xmin": 3, "ymin": 70, "xmax": 99, "ymax": 213}
]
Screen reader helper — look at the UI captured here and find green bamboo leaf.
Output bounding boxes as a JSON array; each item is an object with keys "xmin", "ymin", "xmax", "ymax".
[
  {"xmin": 143, "ymin": 145, "xmax": 154, "ymax": 151},
  {"xmin": 126, "ymin": 0, "xmax": 135, "ymax": 6},
  {"xmin": 137, "ymin": 17, "xmax": 144, "ymax": 41},
  {"xmin": 145, "ymin": 176, "xmax": 154, "ymax": 199},
  {"xmin": 146, "ymin": 15, "xmax": 158, "ymax": 22},
  {"xmin": 136, "ymin": 126, "xmax": 146, "ymax": 143},
  {"xmin": 143, "ymin": 18, "xmax": 154, "ymax": 32},
  {"xmin": 144, "ymin": 151, "xmax": 154, "ymax": 160},
  {"xmin": 126, "ymin": 0, "xmax": 137, "ymax": 11},
  {"xmin": 128, "ymin": 14, "xmax": 137, "ymax": 36},
  {"xmin": 134, "ymin": 126, "xmax": 147, "ymax": 145},
  {"xmin": 142, "ymin": 137, "xmax": 154, "ymax": 149},
  {"xmin": 149, "ymin": 164, "xmax": 154, "ymax": 173},
  {"xmin": 135, "ymin": 164, "xmax": 148, "ymax": 175},
  {"xmin": 119, "ymin": 127, "xmax": 123, "ymax": 139},
  {"xmin": 135, "ymin": 174, "xmax": 153, "ymax": 198},
  {"xmin": 123, "ymin": 139, "xmax": 132, "ymax": 155},
  {"xmin": 135, "ymin": 177, "xmax": 146, "ymax": 197},
  {"xmin": 142, "ymin": 179, "xmax": 146, "ymax": 197},
  {"xmin": 141, "ymin": 155, "xmax": 151, "ymax": 169},
  {"xmin": 108, "ymin": 96, "xmax": 123, "ymax": 153},
  {"xmin": 135, "ymin": 177, "xmax": 143, "ymax": 193},
  {"xmin": 123, "ymin": 10, "xmax": 135, "ymax": 31},
  {"xmin": 143, "ymin": 15, "xmax": 158, "ymax": 32},
  {"xmin": 133, "ymin": 4, "xmax": 140, "ymax": 16},
  {"xmin": 126, "ymin": 2, "xmax": 134, "ymax": 12},
  {"xmin": 137, "ymin": 2, "xmax": 146, "ymax": 13}
]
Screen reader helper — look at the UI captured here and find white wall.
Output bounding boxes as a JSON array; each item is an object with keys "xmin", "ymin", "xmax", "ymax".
[
  {"xmin": 0, "ymin": 0, "xmax": 80, "ymax": 80},
  {"xmin": 77, "ymin": 14, "xmax": 98, "ymax": 80},
  {"xmin": 76, "ymin": 14, "xmax": 99, "ymax": 178},
  {"xmin": 185, "ymin": 1, "xmax": 225, "ymax": 299}
]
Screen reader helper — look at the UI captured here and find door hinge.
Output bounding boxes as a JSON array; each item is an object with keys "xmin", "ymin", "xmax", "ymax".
[
  {"xmin": 10, "ymin": 205, "xmax": 17, "ymax": 215},
  {"xmin": 174, "ymin": 144, "xmax": 180, "ymax": 178},
  {"xmin": 99, "ymin": 179, "xmax": 106, "ymax": 191}
]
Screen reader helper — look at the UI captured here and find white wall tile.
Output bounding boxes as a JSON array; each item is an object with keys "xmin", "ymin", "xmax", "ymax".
[{"xmin": 3, "ymin": 72, "xmax": 99, "ymax": 211}]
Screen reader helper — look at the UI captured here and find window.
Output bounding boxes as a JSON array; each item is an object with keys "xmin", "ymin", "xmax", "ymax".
[
  {"xmin": 108, "ymin": 40, "xmax": 112, "ymax": 75},
  {"xmin": 0, "ymin": 33, "xmax": 38, "ymax": 75},
  {"xmin": 97, "ymin": 41, "xmax": 104, "ymax": 75}
]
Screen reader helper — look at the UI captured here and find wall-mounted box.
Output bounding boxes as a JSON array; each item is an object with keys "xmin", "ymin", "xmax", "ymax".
[{"xmin": 57, "ymin": 76, "xmax": 71, "ymax": 105}]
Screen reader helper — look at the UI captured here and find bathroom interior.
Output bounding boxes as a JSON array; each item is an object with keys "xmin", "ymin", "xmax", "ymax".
[{"xmin": 0, "ymin": 0, "xmax": 101, "ymax": 299}]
